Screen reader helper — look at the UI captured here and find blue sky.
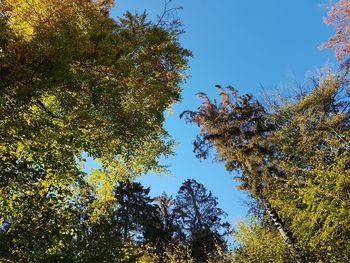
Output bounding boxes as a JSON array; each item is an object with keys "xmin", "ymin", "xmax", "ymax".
[{"xmin": 92, "ymin": 1, "xmax": 336, "ymax": 227}]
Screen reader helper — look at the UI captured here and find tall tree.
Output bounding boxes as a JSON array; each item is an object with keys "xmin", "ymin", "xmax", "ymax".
[
  {"xmin": 113, "ymin": 181, "xmax": 157, "ymax": 243},
  {"xmin": 181, "ymin": 86, "xmax": 305, "ymax": 262},
  {"xmin": 153, "ymin": 192, "xmax": 181, "ymax": 245},
  {"xmin": 0, "ymin": 0, "xmax": 190, "ymax": 260},
  {"xmin": 183, "ymin": 76, "xmax": 350, "ymax": 261},
  {"xmin": 174, "ymin": 179, "xmax": 230, "ymax": 262},
  {"xmin": 266, "ymin": 76, "xmax": 350, "ymax": 262}
]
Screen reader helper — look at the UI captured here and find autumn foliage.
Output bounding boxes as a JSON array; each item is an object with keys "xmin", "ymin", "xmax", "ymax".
[{"xmin": 323, "ymin": 0, "xmax": 350, "ymax": 71}]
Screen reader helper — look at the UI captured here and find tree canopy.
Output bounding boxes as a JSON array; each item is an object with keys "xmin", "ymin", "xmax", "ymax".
[
  {"xmin": 182, "ymin": 75, "xmax": 350, "ymax": 262},
  {"xmin": 181, "ymin": 2, "xmax": 350, "ymax": 260},
  {"xmin": 0, "ymin": 0, "xmax": 191, "ymax": 261},
  {"xmin": 1, "ymin": 0, "xmax": 350, "ymax": 262}
]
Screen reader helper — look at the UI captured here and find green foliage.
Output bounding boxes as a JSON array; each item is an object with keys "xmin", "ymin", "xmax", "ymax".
[
  {"xmin": 268, "ymin": 76, "xmax": 350, "ymax": 262},
  {"xmin": 135, "ymin": 243, "xmax": 194, "ymax": 263},
  {"xmin": 183, "ymin": 75, "xmax": 350, "ymax": 261},
  {"xmin": 0, "ymin": 0, "xmax": 190, "ymax": 260},
  {"xmin": 3, "ymin": 0, "xmax": 350, "ymax": 261},
  {"xmin": 232, "ymin": 220, "xmax": 294, "ymax": 263}
]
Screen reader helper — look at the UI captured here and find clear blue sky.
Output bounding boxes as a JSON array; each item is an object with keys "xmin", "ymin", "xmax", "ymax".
[{"xmin": 89, "ymin": 1, "xmax": 336, "ymax": 227}]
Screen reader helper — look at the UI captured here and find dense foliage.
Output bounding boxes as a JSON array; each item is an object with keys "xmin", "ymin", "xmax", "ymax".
[
  {"xmin": 0, "ymin": 178, "xmax": 230, "ymax": 262},
  {"xmin": 181, "ymin": 1, "xmax": 350, "ymax": 261},
  {"xmin": 174, "ymin": 179, "xmax": 231, "ymax": 261},
  {"xmin": 0, "ymin": 0, "xmax": 191, "ymax": 261},
  {"xmin": 1, "ymin": 0, "xmax": 350, "ymax": 262},
  {"xmin": 183, "ymin": 66, "xmax": 350, "ymax": 263}
]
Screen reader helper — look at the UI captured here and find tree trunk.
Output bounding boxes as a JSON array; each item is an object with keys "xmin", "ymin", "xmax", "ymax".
[
  {"xmin": 187, "ymin": 183, "xmax": 203, "ymax": 228},
  {"xmin": 261, "ymin": 197, "xmax": 306, "ymax": 263}
]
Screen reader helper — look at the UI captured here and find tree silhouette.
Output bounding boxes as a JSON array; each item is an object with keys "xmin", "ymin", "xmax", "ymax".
[
  {"xmin": 113, "ymin": 181, "xmax": 158, "ymax": 243},
  {"xmin": 174, "ymin": 179, "xmax": 230, "ymax": 262}
]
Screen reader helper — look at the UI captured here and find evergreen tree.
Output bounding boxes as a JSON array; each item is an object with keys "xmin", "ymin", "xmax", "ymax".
[
  {"xmin": 182, "ymin": 76, "xmax": 350, "ymax": 261},
  {"xmin": 113, "ymin": 181, "xmax": 158, "ymax": 243},
  {"xmin": 266, "ymin": 76, "xmax": 350, "ymax": 262},
  {"xmin": 174, "ymin": 179, "xmax": 230, "ymax": 262},
  {"xmin": 153, "ymin": 192, "xmax": 182, "ymax": 245},
  {"xmin": 181, "ymin": 86, "xmax": 305, "ymax": 262}
]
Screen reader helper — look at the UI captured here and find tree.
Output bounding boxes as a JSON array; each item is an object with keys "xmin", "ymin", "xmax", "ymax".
[
  {"xmin": 265, "ymin": 76, "xmax": 350, "ymax": 262},
  {"xmin": 113, "ymin": 181, "xmax": 158, "ymax": 243},
  {"xmin": 153, "ymin": 192, "xmax": 181, "ymax": 245},
  {"xmin": 181, "ymin": 86, "xmax": 305, "ymax": 262},
  {"xmin": 182, "ymin": 86, "xmax": 305, "ymax": 262},
  {"xmin": 174, "ymin": 179, "xmax": 230, "ymax": 262},
  {"xmin": 323, "ymin": 0, "xmax": 350, "ymax": 72},
  {"xmin": 0, "ymin": 0, "xmax": 190, "ymax": 260},
  {"xmin": 232, "ymin": 220, "xmax": 294, "ymax": 263},
  {"xmin": 182, "ymin": 75, "xmax": 350, "ymax": 262}
]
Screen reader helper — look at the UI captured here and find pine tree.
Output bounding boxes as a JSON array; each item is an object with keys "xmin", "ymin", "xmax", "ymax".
[
  {"xmin": 181, "ymin": 86, "xmax": 305, "ymax": 262},
  {"xmin": 174, "ymin": 179, "xmax": 230, "ymax": 262},
  {"xmin": 182, "ymin": 77, "xmax": 350, "ymax": 261},
  {"xmin": 113, "ymin": 181, "xmax": 157, "ymax": 243}
]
